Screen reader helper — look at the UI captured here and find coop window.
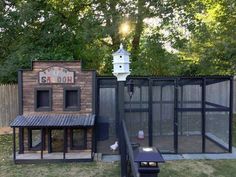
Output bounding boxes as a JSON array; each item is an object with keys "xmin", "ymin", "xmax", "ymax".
[
  {"xmin": 28, "ymin": 129, "xmax": 44, "ymax": 150},
  {"xmin": 35, "ymin": 88, "xmax": 52, "ymax": 111},
  {"xmin": 70, "ymin": 128, "xmax": 86, "ymax": 150},
  {"xmin": 64, "ymin": 87, "xmax": 80, "ymax": 111}
]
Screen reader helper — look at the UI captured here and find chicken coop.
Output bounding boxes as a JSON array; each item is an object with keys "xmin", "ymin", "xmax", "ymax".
[
  {"xmin": 10, "ymin": 60, "xmax": 234, "ymax": 164},
  {"xmin": 96, "ymin": 76, "xmax": 234, "ymax": 154}
]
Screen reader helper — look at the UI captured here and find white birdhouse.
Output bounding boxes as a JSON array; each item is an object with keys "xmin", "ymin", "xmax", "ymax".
[{"xmin": 112, "ymin": 43, "xmax": 131, "ymax": 81}]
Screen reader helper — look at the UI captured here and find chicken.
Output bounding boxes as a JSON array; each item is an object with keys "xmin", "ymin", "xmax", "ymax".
[{"xmin": 110, "ymin": 141, "xmax": 118, "ymax": 151}]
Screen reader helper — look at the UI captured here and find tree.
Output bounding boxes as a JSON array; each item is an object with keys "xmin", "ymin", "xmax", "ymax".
[
  {"xmin": 1, "ymin": 0, "xmax": 235, "ymax": 83},
  {"xmin": 178, "ymin": 0, "xmax": 236, "ymax": 75}
]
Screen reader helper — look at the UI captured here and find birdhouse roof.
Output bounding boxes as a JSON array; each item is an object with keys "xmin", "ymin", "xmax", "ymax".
[{"xmin": 112, "ymin": 43, "xmax": 130, "ymax": 56}]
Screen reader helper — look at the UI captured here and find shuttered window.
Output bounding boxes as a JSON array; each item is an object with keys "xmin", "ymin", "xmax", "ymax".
[
  {"xmin": 35, "ymin": 88, "xmax": 52, "ymax": 111},
  {"xmin": 64, "ymin": 87, "xmax": 80, "ymax": 111}
]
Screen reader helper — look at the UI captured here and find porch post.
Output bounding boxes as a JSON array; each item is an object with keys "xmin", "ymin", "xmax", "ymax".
[
  {"xmin": 63, "ymin": 128, "xmax": 67, "ymax": 160},
  {"xmin": 13, "ymin": 127, "xmax": 16, "ymax": 163},
  {"xmin": 19, "ymin": 127, "xmax": 24, "ymax": 154},
  {"xmin": 48, "ymin": 129, "xmax": 52, "ymax": 153},
  {"xmin": 41, "ymin": 128, "xmax": 44, "ymax": 159}
]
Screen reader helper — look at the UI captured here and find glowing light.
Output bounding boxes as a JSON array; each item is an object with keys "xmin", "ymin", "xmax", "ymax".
[
  {"xmin": 142, "ymin": 147, "xmax": 154, "ymax": 152},
  {"xmin": 119, "ymin": 22, "xmax": 130, "ymax": 35}
]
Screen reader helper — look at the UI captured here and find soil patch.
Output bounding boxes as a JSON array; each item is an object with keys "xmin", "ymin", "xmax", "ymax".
[{"xmin": 0, "ymin": 127, "xmax": 12, "ymax": 135}]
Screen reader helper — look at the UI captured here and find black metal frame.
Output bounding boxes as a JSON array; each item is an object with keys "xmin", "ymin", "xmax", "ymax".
[
  {"xmin": 202, "ymin": 78, "xmax": 206, "ymax": 153},
  {"xmin": 229, "ymin": 77, "xmax": 234, "ymax": 152},
  {"xmin": 96, "ymin": 76, "xmax": 233, "ymax": 154},
  {"xmin": 174, "ymin": 78, "xmax": 178, "ymax": 153}
]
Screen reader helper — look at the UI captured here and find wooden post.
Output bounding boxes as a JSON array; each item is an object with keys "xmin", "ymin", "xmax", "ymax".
[
  {"xmin": 118, "ymin": 81, "xmax": 127, "ymax": 177},
  {"xmin": 13, "ymin": 127, "xmax": 16, "ymax": 163},
  {"xmin": 63, "ymin": 128, "xmax": 67, "ymax": 160},
  {"xmin": 41, "ymin": 128, "xmax": 44, "ymax": 159},
  {"xmin": 19, "ymin": 128, "xmax": 24, "ymax": 154}
]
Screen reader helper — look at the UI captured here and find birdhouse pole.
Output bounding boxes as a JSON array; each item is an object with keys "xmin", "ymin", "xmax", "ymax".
[{"xmin": 112, "ymin": 44, "xmax": 131, "ymax": 177}]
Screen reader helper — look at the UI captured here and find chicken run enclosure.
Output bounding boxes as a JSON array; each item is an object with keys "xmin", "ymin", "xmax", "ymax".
[{"xmin": 96, "ymin": 76, "xmax": 233, "ymax": 154}]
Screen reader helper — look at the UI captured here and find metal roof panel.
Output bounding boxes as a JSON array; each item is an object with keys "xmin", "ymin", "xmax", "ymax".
[{"xmin": 10, "ymin": 114, "xmax": 95, "ymax": 127}]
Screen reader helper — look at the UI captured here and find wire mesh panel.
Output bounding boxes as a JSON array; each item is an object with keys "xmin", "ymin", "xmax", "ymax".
[
  {"xmin": 205, "ymin": 79, "xmax": 230, "ymax": 152},
  {"xmin": 178, "ymin": 112, "xmax": 202, "ymax": 153},
  {"xmin": 178, "ymin": 84, "xmax": 202, "ymax": 108},
  {"xmin": 124, "ymin": 79, "xmax": 149, "ymax": 146},
  {"xmin": 96, "ymin": 76, "xmax": 232, "ymax": 154},
  {"xmin": 152, "ymin": 80, "xmax": 175, "ymax": 153},
  {"xmin": 177, "ymin": 79, "xmax": 203, "ymax": 153},
  {"xmin": 206, "ymin": 80, "xmax": 230, "ymax": 108},
  {"xmin": 96, "ymin": 79, "xmax": 118, "ymax": 154},
  {"xmin": 205, "ymin": 112, "xmax": 229, "ymax": 152}
]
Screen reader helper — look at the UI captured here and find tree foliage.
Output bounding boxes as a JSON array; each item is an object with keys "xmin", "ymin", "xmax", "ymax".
[
  {"xmin": 178, "ymin": 0, "xmax": 236, "ymax": 75},
  {"xmin": 0, "ymin": 0, "xmax": 235, "ymax": 83}
]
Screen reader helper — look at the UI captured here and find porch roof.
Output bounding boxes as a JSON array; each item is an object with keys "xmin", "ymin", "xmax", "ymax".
[{"xmin": 10, "ymin": 114, "xmax": 95, "ymax": 127}]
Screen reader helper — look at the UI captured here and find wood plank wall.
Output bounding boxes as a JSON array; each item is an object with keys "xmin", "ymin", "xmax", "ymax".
[
  {"xmin": 22, "ymin": 61, "xmax": 93, "ymax": 115},
  {"xmin": 0, "ymin": 84, "xmax": 18, "ymax": 127}
]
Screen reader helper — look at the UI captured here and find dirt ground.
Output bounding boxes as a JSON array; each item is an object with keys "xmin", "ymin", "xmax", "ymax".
[{"xmin": 0, "ymin": 127, "xmax": 13, "ymax": 135}]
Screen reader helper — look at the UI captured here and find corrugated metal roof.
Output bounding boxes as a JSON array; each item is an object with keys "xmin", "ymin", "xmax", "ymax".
[{"xmin": 10, "ymin": 114, "xmax": 95, "ymax": 127}]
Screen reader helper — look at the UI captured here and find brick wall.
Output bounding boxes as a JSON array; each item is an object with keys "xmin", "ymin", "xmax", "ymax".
[{"xmin": 22, "ymin": 61, "xmax": 94, "ymax": 115}]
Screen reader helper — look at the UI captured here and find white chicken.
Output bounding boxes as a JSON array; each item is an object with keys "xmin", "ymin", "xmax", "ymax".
[{"xmin": 110, "ymin": 141, "xmax": 118, "ymax": 151}]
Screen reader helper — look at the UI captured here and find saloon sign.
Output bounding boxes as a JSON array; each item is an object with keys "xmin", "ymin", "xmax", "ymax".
[{"xmin": 39, "ymin": 66, "xmax": 74, "ymax": 84}]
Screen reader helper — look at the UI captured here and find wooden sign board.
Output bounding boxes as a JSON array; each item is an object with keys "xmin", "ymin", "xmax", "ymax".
[{"xmin": 39, "ymin": 66, "xmax": 74, "ymax": 84}]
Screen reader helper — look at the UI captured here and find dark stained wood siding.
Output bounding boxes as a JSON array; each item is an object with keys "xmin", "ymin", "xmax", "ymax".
[{"xmin": 22, "ymin": 61, "xmax": 93, "ymax": 115}]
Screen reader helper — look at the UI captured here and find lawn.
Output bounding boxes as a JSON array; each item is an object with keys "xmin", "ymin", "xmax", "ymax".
[
  {"xmin": 0, "ymin": 135, "xmax": 120, "ymax": 177},
  {"xmin": 0, "ymin": 115, "xmax": 236, "ymax": 177}
]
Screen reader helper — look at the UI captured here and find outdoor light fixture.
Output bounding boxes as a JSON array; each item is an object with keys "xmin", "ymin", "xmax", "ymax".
[
  {"xmin": 127, "ymin": 79, "xmax": 134, "ymax": 99},
  {"xmin": 135, "ymin": 147, "xmax": 165, "ymax": 177},
  {"xmin": 142, "ymin": 147, "xmax": 154, "ymax": 152},
  {"xmin": 112, "ymin": 43, "xmax": 130, "ymax": 81}
]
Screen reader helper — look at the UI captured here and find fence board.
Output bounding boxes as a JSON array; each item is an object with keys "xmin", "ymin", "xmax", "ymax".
[{"xmin": 0, "ymin": 84, "xmax": 18, "ymax": 127}]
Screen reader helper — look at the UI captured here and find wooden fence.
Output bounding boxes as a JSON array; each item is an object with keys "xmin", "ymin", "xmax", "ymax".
[{"xmin": 0, "ymin": 85, "xmax": 18, "ymax": 127}]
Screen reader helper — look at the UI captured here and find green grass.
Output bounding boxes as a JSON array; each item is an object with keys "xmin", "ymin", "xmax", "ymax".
[
  {"xmin": 1, "ymin": 114, "xmax": 236, "ymax": 177},
  {"xmin": 0, "ymin": 135, "xmax": 120, "ymax": 177},
  {"xmin": 159, "ymin": 159, "xmax": 236, "ymax": 177}
]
